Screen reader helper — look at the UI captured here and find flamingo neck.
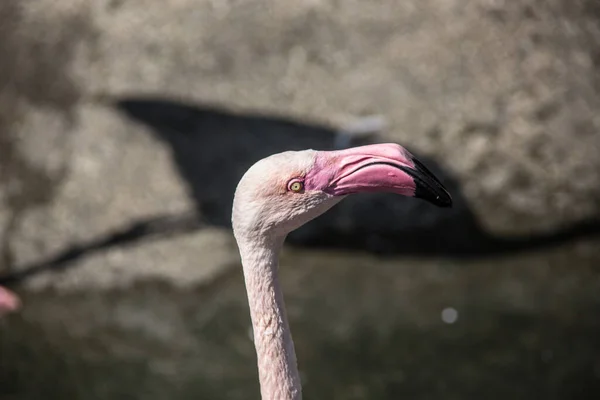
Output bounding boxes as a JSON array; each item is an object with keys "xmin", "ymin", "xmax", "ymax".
[{"xmin": 237, "ymin": 236, "xmax": 302, "ymax": 400}]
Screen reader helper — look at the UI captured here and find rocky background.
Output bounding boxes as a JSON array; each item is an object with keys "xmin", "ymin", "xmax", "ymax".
[{"xmin": 1, "ymin": 0, "xmax": 599, "ymax": 399}]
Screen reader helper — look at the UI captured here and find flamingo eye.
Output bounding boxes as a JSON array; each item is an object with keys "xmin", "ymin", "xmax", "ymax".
[{"xmin": 287, "ymin": 179, "xmax": 304, "ymax": 193}]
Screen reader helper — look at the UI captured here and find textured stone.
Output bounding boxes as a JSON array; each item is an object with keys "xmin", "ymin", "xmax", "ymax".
[
  {"xmin": 1, "ymin": 1, "xmax": 600, "ymax": 397},
  {"xmin": 82, "ymin": 0, "xmax": 600, "ymax": 233},
  {"xmin": 0, "ymin": 0, "xmax": 598, "ymax": 281}
]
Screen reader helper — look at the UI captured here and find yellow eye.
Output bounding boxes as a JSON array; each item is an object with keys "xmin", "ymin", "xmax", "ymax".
[{"xmin": 289, "ymin": 181, "xmax": 304, "ymax": 192}]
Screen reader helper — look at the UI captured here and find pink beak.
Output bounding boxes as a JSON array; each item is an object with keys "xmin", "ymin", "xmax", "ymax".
[{"xmin": 306, "ymin": 143, "xmax": 452, "ymax": 207}]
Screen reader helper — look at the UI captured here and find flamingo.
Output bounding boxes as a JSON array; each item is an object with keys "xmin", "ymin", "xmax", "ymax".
[
  {"xmin": 232, "ymin": 142, "xmax": 452, "ymax": 399},
  {"xmin": 0, "ymin": 285, "xmax": 19, "ymax": 317}
]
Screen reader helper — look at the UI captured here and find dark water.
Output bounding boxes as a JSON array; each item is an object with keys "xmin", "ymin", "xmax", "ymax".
[{"xmin": 1, "ymin": 241, "xmax": 599, "ymax": 400}]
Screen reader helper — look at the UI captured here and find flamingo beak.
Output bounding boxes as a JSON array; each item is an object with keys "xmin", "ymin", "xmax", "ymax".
[{"xmin": 307, "ymin": 143, "xmax": 452, "ymax": 208}]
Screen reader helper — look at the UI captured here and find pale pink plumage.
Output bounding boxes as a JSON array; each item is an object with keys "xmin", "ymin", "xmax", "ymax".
[{"xmin": 0, "ymin": 285, "xmax": 19, "ymax": 317}]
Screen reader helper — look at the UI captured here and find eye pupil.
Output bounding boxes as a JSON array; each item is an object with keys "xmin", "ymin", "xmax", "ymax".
[{"xmin": 290, "ymin": 181, "xmax": 303, "ymax": 192}]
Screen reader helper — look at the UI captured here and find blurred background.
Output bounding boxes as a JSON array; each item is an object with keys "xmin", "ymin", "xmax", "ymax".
[{"xmin": 1, "ymin": 0, "xmax": 600, "ymax": 398}]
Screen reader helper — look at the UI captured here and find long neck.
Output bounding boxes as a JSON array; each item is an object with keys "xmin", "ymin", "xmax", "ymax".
[{"xmin": 237, "ymin": 236, "xmax": 302, "ymax": 400}]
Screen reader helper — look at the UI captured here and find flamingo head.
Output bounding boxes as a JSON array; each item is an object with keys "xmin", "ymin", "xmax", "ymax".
[{"xmin": 232, "ymin": 143, "xmax": 452, "ymax": 242}]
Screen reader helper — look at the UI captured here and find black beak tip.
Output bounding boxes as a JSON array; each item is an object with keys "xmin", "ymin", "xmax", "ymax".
[
  {"xmin": 440, "ymin": 193, "xmax": 453, "ymax": 208},
  {"xmin": 414, "ymin": 184, "xmax": 453, "ymax": 208},
  {"xmin": 404, "ymin": 157, "xmax": 453, "ymax": 208}
]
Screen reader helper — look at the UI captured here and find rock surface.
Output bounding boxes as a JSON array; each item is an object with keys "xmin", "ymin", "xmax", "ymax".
[
  {"xmin": 1, "ymin": 0, "xmax": 599, "ymax": 398},
  {"xmin": 1, "ymin": 0, "xmax": 598, "ymax": 288}
]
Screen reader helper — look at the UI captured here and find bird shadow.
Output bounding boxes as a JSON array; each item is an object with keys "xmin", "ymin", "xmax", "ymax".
[
  {"xmin": 2, "ymin": 95, "xmax": 600, "ymax": 286},
  {"xmin": 111, "ymin": 96, "xmax": 600, "ymax": 256}
]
